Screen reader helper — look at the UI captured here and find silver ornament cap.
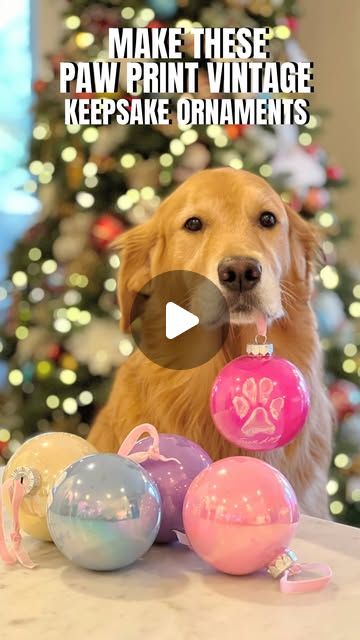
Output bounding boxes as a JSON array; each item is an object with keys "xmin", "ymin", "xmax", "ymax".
[
  {"xmin": 10, "ymin": 466, "xmax": 41, "ymax": 496},
  {"xmin": 267, "ymin": 548, "xmax": 298, "ymax": 579}
]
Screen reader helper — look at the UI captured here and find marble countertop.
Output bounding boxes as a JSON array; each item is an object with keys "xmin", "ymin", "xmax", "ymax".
[{"xmin": 1, "ymin": 515, "xmax": 359, "ymax": 640}]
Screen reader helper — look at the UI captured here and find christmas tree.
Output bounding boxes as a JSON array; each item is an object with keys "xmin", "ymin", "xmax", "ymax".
[{"xmin": 1, "ymin": 0, "xmax": 360, "ymax": 525}]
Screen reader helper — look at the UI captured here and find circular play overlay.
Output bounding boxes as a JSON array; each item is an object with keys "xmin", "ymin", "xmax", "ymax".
[{"xmin": 129, "ymin": 270, "xmax": 230, "ymax": 370}]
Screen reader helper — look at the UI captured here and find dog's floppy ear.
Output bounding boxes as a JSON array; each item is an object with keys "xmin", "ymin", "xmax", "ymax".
[
  {"xmin": 285, "ymin": 203, "xmax": 319, "ymax": 294},
  {"xmin": 115, "ymin": 221, "xmax": 157, "ymax": 332}
]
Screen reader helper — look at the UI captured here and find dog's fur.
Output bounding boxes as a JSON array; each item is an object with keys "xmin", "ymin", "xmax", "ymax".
[{"xmin": 88, "ymin": 168, "xmax": 333, "ymax": 518}]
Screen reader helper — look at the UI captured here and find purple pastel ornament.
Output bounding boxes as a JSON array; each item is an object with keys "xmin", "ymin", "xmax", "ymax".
[{"xmin": 119, "ymin": 426, "xmax": 212, "ymax": 543}]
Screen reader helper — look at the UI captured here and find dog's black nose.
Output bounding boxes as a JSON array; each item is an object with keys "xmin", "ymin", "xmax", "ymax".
[{"xmin": 218, "ymin": 257, "xmax": 262, "ymax": 292}]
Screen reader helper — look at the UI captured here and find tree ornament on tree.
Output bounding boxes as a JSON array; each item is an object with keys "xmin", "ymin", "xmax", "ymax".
[
  {"xmin": 148, "ymin": 0, "xmax": 178, "ymax": 19},
  {"xmin": 90, "ymin": 214, "xmax": 125, "ymax": 251}
]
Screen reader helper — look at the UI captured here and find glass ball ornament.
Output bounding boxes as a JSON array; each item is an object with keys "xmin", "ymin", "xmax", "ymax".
[
  {"xmin": 210, "ymin": 342, "xmax": 310, "ymax": 451},
  {"xmin": 47, "ymin": 454, "xmax": 161, "ymax": 571},
  {"xmin": 148, "ymin": 0, "xmax": 178, "ymax": 19},
  {"xmin": 183, "ymin": 456, "xmax": 299, "ymax": 575},
  {"xmin": 3, "ymin": 432, "xmax": 96, "ymax": 541},
  {"xmin": 130, "ymin": 434, "xmax": 212, "ymax": 543}
]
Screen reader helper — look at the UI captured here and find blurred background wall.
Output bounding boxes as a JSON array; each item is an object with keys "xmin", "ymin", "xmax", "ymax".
[{"xmin": 300, "ymin": 0, "xmax": 360, "ymax": 264}]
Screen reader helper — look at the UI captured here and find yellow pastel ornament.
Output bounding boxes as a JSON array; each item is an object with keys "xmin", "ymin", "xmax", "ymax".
[{"xmin": 3, "ymin": 432, "xmax": 97, "ymax": 541}]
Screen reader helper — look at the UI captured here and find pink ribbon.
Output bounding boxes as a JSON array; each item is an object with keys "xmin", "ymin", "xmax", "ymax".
[
  {"xmin": 0, "ymin": 478, "xmax": 36, "ymax": 569},
  {"xmin": 280, "ymin": 562, "xmax": 332, "ymax": 594},
  {"xmin": 117, "ymin": 423, "xmax": 180, "ymax": 465},
  {"xmin": 175, "ymin": 532, "xmax": 332, "ymax": 594}
]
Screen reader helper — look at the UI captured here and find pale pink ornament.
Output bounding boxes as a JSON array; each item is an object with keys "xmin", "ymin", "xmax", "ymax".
[
  {"xmin": 183, "ymin": 456, "xmax": 299, "ymax": 575},
  {"xmin": 210, "ymin": 342, "xmax": 310, "ymax": 451}
]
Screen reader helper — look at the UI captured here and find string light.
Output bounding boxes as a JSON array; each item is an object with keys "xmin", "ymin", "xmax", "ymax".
[
  {"xmin": 64, "ymin": 290, "xmax": 81, "ymax": 305},
  {"xmin": 68, "ymin": 273, "xmax": 88, "ymax": 288},
  {"xmin": 29, "ymin": 160, "xmax": 43, "ymax": 175},
  {"xmin": 330, "ymin": 500, "xmax": 344, "ymax": 515},
  {"xmin": 29, "ymin": 287, "xmax": 45, "ymax": 303},
  {"xmin": 61, "ymin": 146, "xmax": 77, "ymax": 162},
  {"xmin": 344, "ymin": 343, "xmax": 357, "ymax": 357},
  {"xmin": 76, "ymin": 192, "xmax": 95, "ymax": 208},
  {"xmin": 169, "ymin": 139, "xmax": 185, "ymax": 156},
  {"xmin": 75, "ymin": 32, "xmax": 94, "ymax": 49},
  {"xmin": 299, "ymin": 132, "xmax": 312, "ymax": 146},
  {"xmin": 334, "ymin": 453, "xmax": 350, "ymax": 468},
  {"xmin": 320, "ymin": 265, "xmax": 339, "ymax": 289},
  {"xmin": 214, "ymin": 134, "xmax": 228, "ymax": 148},
  {"xmin": 36, "ymin": 361, "xmax": 53, "ymax": 378},
  {"xmin": 349, "ymin": 302, "xmax": 360, "ymax": 318},
  {"xmin": 33, "ymin": 123, "xmax": 50, "ymax": 140},
  {"xmin": 63, "ymin": 398, "xmax": 78, "ymax": 415},
  {"xmin": 24, "ymin": 180, "xmax": 37, "ymax": 194},
  {"xmin": 15, "ymin": 326, "xmax": 29, "ymax": 340},
  {"xmin": 119, "ymin": 339, "xmax": 133, "ymax": 356},
  {"xmin": 274, "ymin": 25, "xmax": 291, "ymax": 40},
  {"xmin": 78, "ymin": 391, "xmax": 93, "ymax": 405},
  {"xmin": 85, "ymin": 176, "xmax": 98, "ymax": 189},
  {"xmin": 77, "ymin": 310, "xmax": 91, "ymax": 325},
  {"xmin": 120, "ymin": 153, "xmax": 136, "ymax": 169},
  {"xmin": 318, "ymin": 212, "xmax": 334, "ymax": 228},
  {"xmin": 28, "ymin": 247, "xmax": 42, "ymax": 261},
  {"xmin": 65, "ymin": 15, "xmax": 81, "ymax": 30},
  {"xmin": 206, "ymin": 125, "xmax": 222, "ymax": 139},
  {"xmin": 229, "ymin": 158, "xmax": 243, "ymax": 169},
  {"xmin": 82, "ymin": 127, "xmax": 99, "ymax": 143},
  {"xmin": 59, "ymin": 369, "xmax": 77, "ymax": 385},
  {"xmin": 121, "ymin": 7, "xmax": 135, "ymax": 19},
  {"xmin": 305, "ymin": 115, "xmax": 318, "ymax": 129},
  {"xmin": 83, "ymin": 162, "xmax": 98, "ymax": 177},
  {"xmin": 42, "ymin": 259, "xmax": 57, "ymax": 275},
  {"xmin": 343, "ymin": 359, "xmax": 356, "ymax": 374},
  {"xmin": 104, "ymin": 278, "xmax": 117, "ymax": 292},
  {"xmin": 353, "ymin": 284, "xmax": 360, "ymax": 299},
  {"xmin": 109, "ymin": 254, "xmax": 120, "ymax": 269},
  {"xmin": 259, "ymin": 164, "xmax": 272, "ymax": 178},
  {"xmin": 46, "ymin": 395, "xmax": 60, "ymax": 409},
  {"xmin": 160, "ymin": 153, "xmax": 173, "ymax": 167},
  {"xmin": 8, "ymin": 370, "xmax": 24, "ymax": 386},
  {"xmin": 54, "ymin": 318, "xmax": 72, "ymax": 333},
  {"xmin": 326, "ymin": 479, "xmax": 339, "ymax": 495},
  {"xmin": 180, "ymin": 129, "xmax": 198, "ymax": 145},
  {"xmin": 12, "ymin": 271, "xmax": 28, "ymax": 288},
  {"xmin": 67, "ymin": 124, "xmax": 81, "ymax": 134}
]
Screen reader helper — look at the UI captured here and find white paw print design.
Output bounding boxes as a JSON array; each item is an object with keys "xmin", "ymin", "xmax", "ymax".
[{"xmin": 232, "ymin": 377, "xmax": 285, "ymax": 436}]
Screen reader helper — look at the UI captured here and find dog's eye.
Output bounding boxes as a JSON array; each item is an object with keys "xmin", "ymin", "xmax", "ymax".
[
  {"xmin": 259, "ymin": 211, "xmax": 277, "ymax": 228},
  {"xmin": 184, "ymin": 217, "xmax": 203, "ymax": 232}
]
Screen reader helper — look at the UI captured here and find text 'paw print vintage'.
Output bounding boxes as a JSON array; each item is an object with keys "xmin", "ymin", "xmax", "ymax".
[{"xmin": 210, "ymin": 341, "xmax": 310, "ymax": 451}]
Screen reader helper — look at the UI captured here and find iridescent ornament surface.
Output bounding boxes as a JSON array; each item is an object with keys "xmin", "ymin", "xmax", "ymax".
[
  {"xmin": 3, "ymin": 432, "xmax": 96, "ymax": 541},
  {"xmin": 47, "ymin": 454, "xmax": 161, "ymax": 571},
  {"xmin": 183, "ymin": 456, "xmax": 299, "ymax": 575}
]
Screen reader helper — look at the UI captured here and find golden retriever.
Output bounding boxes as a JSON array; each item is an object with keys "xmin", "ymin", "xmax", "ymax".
[{"xmin": 88, "ymin": 168, "xmax": 333, "ymax": 518}]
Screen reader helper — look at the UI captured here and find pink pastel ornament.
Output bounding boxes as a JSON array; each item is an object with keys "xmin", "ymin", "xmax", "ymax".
[
  {"xmin": 183, "ymin": 456, "xmax": 299, "ymax": 575},
  {"xmin": 210, "ymin": 342, "xmax": 310, "ymax": 451}
]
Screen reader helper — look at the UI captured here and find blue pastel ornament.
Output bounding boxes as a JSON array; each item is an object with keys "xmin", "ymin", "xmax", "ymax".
[
  {"xmin": 47, "ymin": 454, "xmax": 161, "ymax": 571},
  {"xmin": 313, "ymin": 291, "xmax": 345, "ymax": 337},
  {"xmin": 148, "ymin": 0, "xmax": 178, "ymax": 19}
]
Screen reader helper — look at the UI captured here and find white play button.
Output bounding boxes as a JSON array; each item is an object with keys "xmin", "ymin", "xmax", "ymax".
[{"xmin": 165, "ymin": 302, "xmax": 199, "ymax": 340}]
